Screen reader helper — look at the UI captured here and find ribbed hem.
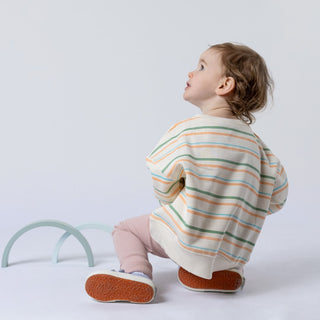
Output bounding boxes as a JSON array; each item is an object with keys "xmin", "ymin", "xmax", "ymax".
[{"xmin": 150, "ymin": 216, "xmax": 240, "ymax": 279}]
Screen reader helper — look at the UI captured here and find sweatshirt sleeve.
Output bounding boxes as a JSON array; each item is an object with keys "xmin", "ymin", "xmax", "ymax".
[
  {"xmin": 146, "ymin": 126, "xmax": 186, "ymax": 206},
  {"xmin": 268, "ymin": 162, "xmax": 288, "ymax": 214}
]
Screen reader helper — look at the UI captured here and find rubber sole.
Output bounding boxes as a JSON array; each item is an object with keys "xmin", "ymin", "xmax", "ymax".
[
  {"xmin": 178, "ymin": 267, "xmax": 244, "ymax": 293},
  {"xmin": 85, "ymin": 271, "xmax": 155, "ymax": 303}
]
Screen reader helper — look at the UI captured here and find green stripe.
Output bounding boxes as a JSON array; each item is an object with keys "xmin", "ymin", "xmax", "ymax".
[
  {"xmin": 225, "ymin": 232, "xmax": 255, "ymax": 247},
  {"xmin": 150, "ymin": 126, "xmax": 255, "ymax": 157},
  {"xmin": 162, "ymin": 154, "xmax": 261, "ymax": 175},
  {"xmin": 153, "ymin": 167, "xmax": 184, "ymax": 195},
  {"xmin": 185, "ymin": 186, "xmax": 267, "ymax": 214},
  {"xmin": 154, "ymin": 180, "xmax": 180, "ymax": 195},
  {"xmin": 261, "ymin": 174, "xmax": 275, "ymax": 180},
  {"xmin": 170, "ymin": 205, "xmax": 255, "ymax": 247}
]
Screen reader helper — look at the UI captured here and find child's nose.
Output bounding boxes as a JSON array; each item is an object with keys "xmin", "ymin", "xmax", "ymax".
[{"xmin": 188, "ymin": 72, "xmax": 193, "ymax": 79}]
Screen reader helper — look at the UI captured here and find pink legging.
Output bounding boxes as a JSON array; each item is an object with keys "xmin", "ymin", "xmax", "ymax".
[{"xmin": 112, "ymin": 214, "xmax": 169, "ymax": 280}]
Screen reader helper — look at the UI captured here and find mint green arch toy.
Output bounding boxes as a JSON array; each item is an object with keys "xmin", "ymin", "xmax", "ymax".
[
  {"xmin": 1, "ymin": 220, "xmax": 94, "ymax": 268},
  {"xmin": 52, "ymin": 223, "xmax": 113, "ymax": 264}
]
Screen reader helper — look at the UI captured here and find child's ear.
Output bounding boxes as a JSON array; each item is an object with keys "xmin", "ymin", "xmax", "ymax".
[{"xmin": 216, "ymin": 77, "xmax": 235, "ymax": 96}]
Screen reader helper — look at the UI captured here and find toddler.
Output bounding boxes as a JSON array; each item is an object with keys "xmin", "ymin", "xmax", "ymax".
[{"xmin": 85, "ymin": 42, "xmax": 288, "ymax": 303}]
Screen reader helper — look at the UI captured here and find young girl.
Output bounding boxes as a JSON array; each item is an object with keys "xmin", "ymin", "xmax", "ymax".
[{"xmin": 85, "ymin": 42, "xmax": 288, "ymax": 303}]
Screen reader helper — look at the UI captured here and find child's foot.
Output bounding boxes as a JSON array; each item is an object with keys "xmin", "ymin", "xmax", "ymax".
[
  {"xmin": 85, "ymin": 270, "xmax": 156, "ymax": 303},
  {"xmin": 178, "ymin": 267, "xmax": 245, "ymax": 293}
]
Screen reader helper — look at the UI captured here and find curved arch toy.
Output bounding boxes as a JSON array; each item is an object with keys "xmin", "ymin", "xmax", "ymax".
[
  {"xmin": 1, "ymin": 220, "xmax": 95, "ymax": 268},
  {"xmin": 52, "ymin": 223, "xmax": 112, "ymax": 264}
]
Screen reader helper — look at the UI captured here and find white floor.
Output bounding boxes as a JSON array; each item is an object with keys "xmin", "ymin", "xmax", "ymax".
[{"xmin": 1, "ymin": 213, "xmax": 319, "ymax": 320}]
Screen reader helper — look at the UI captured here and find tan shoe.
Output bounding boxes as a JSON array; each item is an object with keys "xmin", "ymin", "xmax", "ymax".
[{"xmin": 178, "ymin": 267, "xmax": 245, "ymax": 293}]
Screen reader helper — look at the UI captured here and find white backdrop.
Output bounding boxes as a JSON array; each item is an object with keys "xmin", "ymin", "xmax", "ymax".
[
  {"xmin": 0, "ymin": 1, "xmax": 319, "ymax": 319},
  {"xmin": 1, "ymin": 0, "xmax": 319, "ymax": 226}
]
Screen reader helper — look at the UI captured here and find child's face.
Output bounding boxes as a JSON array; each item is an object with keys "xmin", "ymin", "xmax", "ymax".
[{"xmin": 183, "ymin": 49, "xmax": 225, "ymax": 108}]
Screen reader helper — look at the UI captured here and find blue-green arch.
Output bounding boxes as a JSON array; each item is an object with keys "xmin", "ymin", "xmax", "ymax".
[
  {"xmin": 52, "ymin": 223, "xmax": 112, "ymax": 264},
  {"xmin": 1, "ymin": 220, "xmax": 94, "ymax": 267}
]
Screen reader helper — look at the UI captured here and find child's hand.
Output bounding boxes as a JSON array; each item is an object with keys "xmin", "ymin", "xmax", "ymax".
[{"xmin": 179, "ymin": 177, "xmax": 185, "ymax": 188}]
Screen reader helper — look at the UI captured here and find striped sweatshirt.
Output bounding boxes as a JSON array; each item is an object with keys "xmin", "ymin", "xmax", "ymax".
[{"xmin": 146, "ymin": 114, "xmax": 288, "ymax": 279}]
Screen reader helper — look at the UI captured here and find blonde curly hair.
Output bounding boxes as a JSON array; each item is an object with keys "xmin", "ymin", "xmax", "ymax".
[{"xmin": 210, "ymin": 43, "xmax": 274, "ymax": 124}]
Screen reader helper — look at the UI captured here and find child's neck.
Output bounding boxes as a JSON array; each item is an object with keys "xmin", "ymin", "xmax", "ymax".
[{"xmin": 200, "ymin": 105, "xmax": 236, "ymax": 119}]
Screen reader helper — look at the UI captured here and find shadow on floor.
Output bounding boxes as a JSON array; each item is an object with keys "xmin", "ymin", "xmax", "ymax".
[{"xmin": 244, "ymin": 254, "xmax": 320, "ymax": 295}]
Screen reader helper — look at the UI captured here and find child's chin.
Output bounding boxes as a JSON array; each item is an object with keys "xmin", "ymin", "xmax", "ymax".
[
  {"xmin": 183, "ymin": 94, "xmax": 196, "ymax": 106},
  {"xmin": 183, "ymin": 92, "xmax": 190, "ymax": 101}
]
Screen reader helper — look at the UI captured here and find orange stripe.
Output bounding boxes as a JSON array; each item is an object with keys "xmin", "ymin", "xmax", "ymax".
[
  {"xmin": 179, "ymin": 192, "xmax": 187, "ymax": 205},
  {"xmin": 151, "ymin": 170, "xmax": 184, "ymax": 186},
  {"xmin": 153, "ymin": 143, "xmax": 260, "ymax": 164},
  {"xmin": 187, "ymin": 207, "xmax": 260, "ymax": 234},
  {"xmin": 151, "ymin": 131, "xmax": 257, "ymax": 159},
  {"xmin": 151, "ymin": 213, "xmax": 217, "ymax": 257},
  {"xmin": 219, "ymin": 250, "xmax": 246, "ymax": 265},
  {"xmin": 168, "ymin": 116, "xmax": 201, "ymax": 132},
  {"xmin": 184, "ymin": 191, "xmax": 266, "ymax": 220},
  {"xmin": 261, "ymin": 160, "xmax": 277, "ymax": 168},
  {"xmin": 221, "ymin": 238, "xmax": 252, "ymax": 253},
  {"xmin": 149, "ymin": 152, "xmax": 277, "ymax": 178},
  {"xmin": 152, "ymin": 141, "xmax": 277, "ymax": 172},
  {"xmin": 168, "ymin": 158, "xmax": 266, "ymax": 184},
  {"xmin": 149, "ymin": 156, "xmax": 273, "ymax": 188},
  {"xmin": 153, "ymin": 184, "xmax": 181, "ymax": 200},
  {"xmin": 151, "ymin": 176, "xmax": 176, "ymax": 185},
  {"xmin": 264, "ymin": 151, "xmax": 275, "ymax": 157},
  {"xmin": 146, "ymin": 157, "xmax": 153, "ymax": 164},
  {"xmin": 151, "ymin": 213, "xmax": 248, "ymax": 263},
  {"xmin": 186, "ymin": 170, "xmax": 271, "ymax": 200},
  {"xmin": 273, "ymin": 183, "xmax": 288, "ymax": 196},
  {"xmin": 162, "ymin": 206, "xmax": 222, "ymax": 242},
  {"xmin": 178, "ymin": 193, "xmax": 261, "ymax": 235},
  {"xmin": 169, "ymin": 201, "xmax": 255, "ymax": 253}
]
